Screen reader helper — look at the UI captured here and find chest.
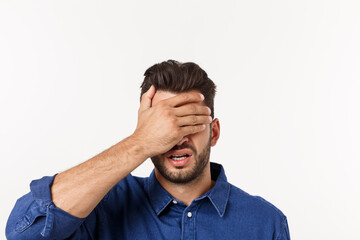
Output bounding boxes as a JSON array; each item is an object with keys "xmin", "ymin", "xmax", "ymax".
[{"xmin": 94, "ymin": 200, "xmax": 273, "ymax": 240}]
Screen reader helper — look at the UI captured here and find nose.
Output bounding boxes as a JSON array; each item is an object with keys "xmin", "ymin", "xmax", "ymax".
[{"xmin": 176, "ymin": 136, "xmax": 189, "ymax": 146}]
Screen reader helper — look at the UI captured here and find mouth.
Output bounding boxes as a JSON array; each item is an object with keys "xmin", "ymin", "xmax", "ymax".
[
  {"xmin": 168, "ymin": 154, "xmax": 191, "ymax": 160},
  {"xmin": 166, "ymin": 149, "xmax": 193, "ymax": 167}
]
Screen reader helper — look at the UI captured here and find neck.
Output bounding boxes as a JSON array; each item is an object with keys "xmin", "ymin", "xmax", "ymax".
[{"xmin": 155, "ymin": 163, "xmax": 215, "ymax": 206}]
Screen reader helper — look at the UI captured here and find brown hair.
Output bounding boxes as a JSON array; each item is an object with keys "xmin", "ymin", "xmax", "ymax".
[{"xmin": 140, "ymin": 60, "xmax": 217, "ymax": 118}]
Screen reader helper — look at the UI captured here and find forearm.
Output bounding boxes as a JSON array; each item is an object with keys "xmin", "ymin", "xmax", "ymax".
[{"xmin": 51, "ymin": 135, "xmax": 146, "ymax": 218}]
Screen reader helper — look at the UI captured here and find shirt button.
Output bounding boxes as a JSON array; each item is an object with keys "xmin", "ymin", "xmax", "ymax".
[
  {"xmin": 187, "ymin": 212, "xmax": 192, "ymax": 218},
  {"xmin": 172, "ymin": 200, "xmax": 178, "ymax": 204}
]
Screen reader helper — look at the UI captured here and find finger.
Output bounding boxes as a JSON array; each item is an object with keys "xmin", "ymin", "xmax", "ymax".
[
  {"xmin": 139, "ymin": 85, "xmax": 156, "ymax": 112},
  {"xmin": 173, "ymin": 103, "xmax": 211, "ymax": 117},
  {"xmin": 164, "ymin": 92, "xmax": 204, "ymax": 107},
  {"xmin": 176, "ymin": 115, "xmax": 213, "ymax": 127},
  {"xmin": 180, "ymin": 124, "xmax": 207, "ymax": 136}
]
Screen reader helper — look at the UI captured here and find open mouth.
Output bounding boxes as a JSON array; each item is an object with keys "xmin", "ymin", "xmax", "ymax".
[
  {"xmin": 168, "ymin": 154, "xmax": 191, "ymax": 161},
  {"xmin": 166, "ymin": 148, "xmax": 193, "ymax": 167},
  {"xmin": 166, "ymin": 150, "xmax": 192, "ymax": 167}
]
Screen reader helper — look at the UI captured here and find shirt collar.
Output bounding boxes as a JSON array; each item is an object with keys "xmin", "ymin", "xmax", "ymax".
[{"xmin": 147, "ymin": 162, "xmax": 231, "ymax": 217}]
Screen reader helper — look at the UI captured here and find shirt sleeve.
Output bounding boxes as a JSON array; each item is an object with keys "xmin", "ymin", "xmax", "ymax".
[
  {"xmin": 277, "ymin": 217, "xmax": 291, "ymax": 240},
  {"xmin": 6, "ymin": 174, "xmax": 96, "ymax": 240}
]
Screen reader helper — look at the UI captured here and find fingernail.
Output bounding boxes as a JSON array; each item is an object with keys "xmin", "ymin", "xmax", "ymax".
[{"xmin": 200, "ymin": 94, "xmax": 204, "ymax": 100}]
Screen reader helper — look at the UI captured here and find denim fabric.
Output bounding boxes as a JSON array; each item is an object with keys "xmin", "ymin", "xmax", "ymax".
[{"xmin": 6, "ymin": 162, "xmax": 290, "ymax": 239}]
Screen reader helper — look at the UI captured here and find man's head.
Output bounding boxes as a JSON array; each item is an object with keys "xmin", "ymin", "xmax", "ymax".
[
  {"xmin": 140, "ymin": 60, "xmax": 219, "ymax": 185},
  {"xmin": 140, "ymin": 60, "xmax": 216, "ymax": 119}
]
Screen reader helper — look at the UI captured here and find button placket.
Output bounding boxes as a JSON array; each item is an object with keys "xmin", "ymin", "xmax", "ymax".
[{"xmin": 181, "ymin": 206, "xmax": 196, "ymax": 240}]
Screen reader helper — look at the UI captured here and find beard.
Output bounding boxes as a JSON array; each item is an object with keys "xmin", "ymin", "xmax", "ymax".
[{"xmin": 151, "ymin": 137, "xmax": 211, "ymax": 184}]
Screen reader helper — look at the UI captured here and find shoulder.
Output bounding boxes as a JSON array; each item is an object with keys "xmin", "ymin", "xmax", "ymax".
[
  {"xmin": 227, "ymin": 183, "xmax": 287, "ymax": 223},
  {"xmin": 226, "ymin": 184, "xmax": 289, "ymax": 238}
]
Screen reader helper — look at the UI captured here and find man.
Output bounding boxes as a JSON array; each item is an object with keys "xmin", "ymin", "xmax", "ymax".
[{"xmin": 6, "ymin": 60, "xmax": 290, "ymax": 239}]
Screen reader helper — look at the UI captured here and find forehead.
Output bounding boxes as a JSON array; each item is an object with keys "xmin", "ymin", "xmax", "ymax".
[{"xmin": 152, "ymin": 90, "xmax": 202, "ymax": 106}]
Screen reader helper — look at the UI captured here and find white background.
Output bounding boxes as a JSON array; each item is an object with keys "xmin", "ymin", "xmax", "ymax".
[{"xmin": 1, "ymin": 1, "xmax": 359, "ymax": 239}]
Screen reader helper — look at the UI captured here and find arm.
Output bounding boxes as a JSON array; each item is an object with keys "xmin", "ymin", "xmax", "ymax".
[
  {"xmin": 6, "ymin": 86, "xmax": 212, "ymax": 239},
  {"xmin": 50, "ymin": 135, "xmax": 146, "ymax": 219}
]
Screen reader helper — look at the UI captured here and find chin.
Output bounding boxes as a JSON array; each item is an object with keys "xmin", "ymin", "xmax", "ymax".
[{"xmin": 151, "ymin": 156, "xmax": 209, "ymax": 185}]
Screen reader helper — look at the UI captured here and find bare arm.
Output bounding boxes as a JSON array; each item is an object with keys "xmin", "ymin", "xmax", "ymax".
[
  {"xmin": 50, "ymin": 136, "xmax": 145, "ymax": 218},
  {"xmin": 50, "ymin": 86, "xmax": 212, "ymax": 218}
]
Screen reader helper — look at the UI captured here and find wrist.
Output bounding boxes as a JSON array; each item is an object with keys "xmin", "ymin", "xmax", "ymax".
[{"xmin": 120, "ymin": 135, "xmax": 148, "ymax": 163}]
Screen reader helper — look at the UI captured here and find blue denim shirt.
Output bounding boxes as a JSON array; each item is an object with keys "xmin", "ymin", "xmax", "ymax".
[{"xmin": 6, "ymin": 162, "xmax": 290, "ymax": 239}]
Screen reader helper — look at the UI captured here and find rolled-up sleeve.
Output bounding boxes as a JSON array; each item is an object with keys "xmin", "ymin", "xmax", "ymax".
[{"xmin": 6, "ymin": 174, "xmax": 94, "ymax": 240}]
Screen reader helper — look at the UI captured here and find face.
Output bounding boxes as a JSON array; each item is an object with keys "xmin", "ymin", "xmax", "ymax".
[{"xmin": 150, "ymin": 90, "xmax": 220, "ymax": 184}]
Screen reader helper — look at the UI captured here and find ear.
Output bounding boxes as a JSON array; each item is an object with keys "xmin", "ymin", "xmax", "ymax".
[{"xmin": 210, "ymin": 118, "xmax": 220, "ymax": 147}]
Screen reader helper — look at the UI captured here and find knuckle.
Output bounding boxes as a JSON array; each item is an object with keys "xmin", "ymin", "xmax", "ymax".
[
  {"xmin": 163, "ymin": 108, "xmax": 172, "ymax": 117},
  {"xmin": 170, "ymin": 117, "xmax": 177, "ymax": 125},
  {"xmin": 190, "ymin": 104, "xmax": 197, "ymax": 113},
  {"xmin": 191, "ymin": 116, "xmax": 197, "ymax": 124},
  {"xmin": 192, "ymin": 125, "xmax": 199, "ymax": 132},
  {"xmin": 182, "ymin": 94, "xmax": 191, "ymax": 102},
  {"xmin": 197, "ymin": 125, "xmax": 205, "ymax": 132}
]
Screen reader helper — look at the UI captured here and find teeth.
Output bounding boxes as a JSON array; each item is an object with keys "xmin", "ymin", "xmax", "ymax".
[
  {"xmin": 172, "ymin": 156, "xmax": 187, "ymax": 160},
  {"xmin": 170, "ymin": 154, "xmax": 189, "ymax": 160}
]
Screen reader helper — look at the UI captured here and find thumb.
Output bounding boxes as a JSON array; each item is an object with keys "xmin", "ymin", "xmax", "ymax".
[{"xmin": 139, "ymin": 85, "xmax": 156, "ymax": 112}]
